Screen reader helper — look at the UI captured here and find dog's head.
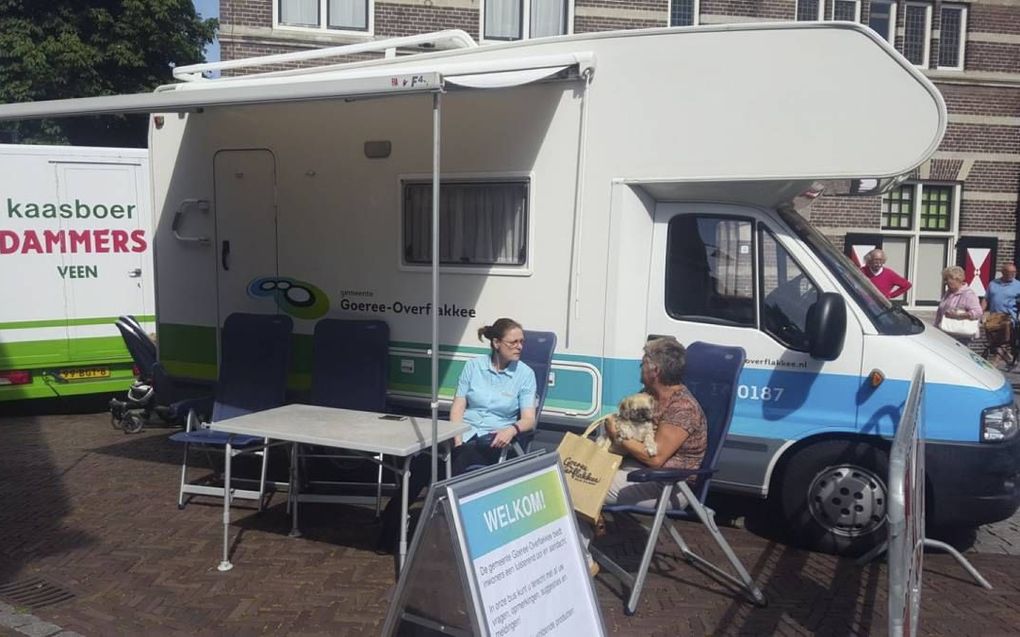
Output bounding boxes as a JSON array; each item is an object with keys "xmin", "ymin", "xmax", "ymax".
[{"xmin": 618, "ymin": 392, "xmax": 655, "ymax": 422}]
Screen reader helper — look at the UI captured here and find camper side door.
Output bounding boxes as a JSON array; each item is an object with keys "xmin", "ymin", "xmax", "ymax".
[{"xmin": 645, "ymin": 204, "xmax": 864, "ymax": 495}]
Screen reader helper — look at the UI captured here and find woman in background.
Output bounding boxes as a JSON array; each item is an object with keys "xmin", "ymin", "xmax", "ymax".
[{"xmin": 935, "ymin": 265, "xmax": 982, "ymax": 341}]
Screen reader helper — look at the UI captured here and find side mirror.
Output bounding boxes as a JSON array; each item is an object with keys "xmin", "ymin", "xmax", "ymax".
[{"xmin": 806, "ymin": 292, "xmax": 847, "ymax": 361}]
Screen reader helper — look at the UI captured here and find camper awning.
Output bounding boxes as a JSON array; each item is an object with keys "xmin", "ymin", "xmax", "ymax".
[{"xmin": 0, "ymin": 52, "xmax": 594, "ymax": 121}]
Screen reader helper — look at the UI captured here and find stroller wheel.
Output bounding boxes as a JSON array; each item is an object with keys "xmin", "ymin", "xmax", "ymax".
[{"xmin": 123, "ymin": 413, "xmax": 146, "ymax": 434}]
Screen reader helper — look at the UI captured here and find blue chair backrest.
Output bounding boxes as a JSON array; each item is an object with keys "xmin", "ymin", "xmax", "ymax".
[
  {"xmin": 115, "ymin": 318, "xmax": 157, "ymax": 378},
  {"xmin": 311, "ymin": 319, "xmax": 389, "ymax": 411},
  {"xmin": 682, "ymin": 341, "xmax": 745, "ymax": 502},
  {"xmin": 212, "ymin": 312, "xmax": 293, "ymax": 422},
  {"xmin": 521, "ymin": 330, "xmax": 557, "ymax": 419}
]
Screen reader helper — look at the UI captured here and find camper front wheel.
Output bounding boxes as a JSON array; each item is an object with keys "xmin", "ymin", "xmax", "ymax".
[{"xmin": 779, "ymin": 440, "xmax": 889, "ymax": 556}]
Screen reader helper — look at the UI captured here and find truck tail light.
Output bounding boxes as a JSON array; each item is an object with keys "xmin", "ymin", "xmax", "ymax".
[{"xmin": 0, "ymin": 370, "xmax": 31, "ymax": 386}]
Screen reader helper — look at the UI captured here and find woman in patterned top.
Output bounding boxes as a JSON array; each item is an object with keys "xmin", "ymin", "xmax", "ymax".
[
  {"xmin": 604, "ymin": 336, "xmax": 707, "ymax": 502},
  {"xmin": 580, "ymin": 336, "xmax": 707, "ymax": 574}
]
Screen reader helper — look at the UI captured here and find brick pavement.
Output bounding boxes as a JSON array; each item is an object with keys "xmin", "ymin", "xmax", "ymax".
[{"xmin": 3, "ymin": 412, "xmax": 1020, "ymax": 636}]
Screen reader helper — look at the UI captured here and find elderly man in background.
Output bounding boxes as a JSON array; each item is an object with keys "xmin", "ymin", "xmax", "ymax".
[
  {"xmin": 861, "ymin": 248, "xmax": 912, "ymax": 300},
  {"xmin": 982, "ymin": 262, "xmax": 1020, "ymax": 368}
]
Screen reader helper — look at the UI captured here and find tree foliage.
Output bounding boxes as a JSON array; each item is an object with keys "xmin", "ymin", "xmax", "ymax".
[{"xmin": 0, "ymin": 1, "xmax": 217, "ymax": 146}]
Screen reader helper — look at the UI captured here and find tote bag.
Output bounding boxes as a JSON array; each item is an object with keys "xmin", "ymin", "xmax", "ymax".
[{"xmin": 556, "ymin": 417, "xmax": 623, "ymax": 523}]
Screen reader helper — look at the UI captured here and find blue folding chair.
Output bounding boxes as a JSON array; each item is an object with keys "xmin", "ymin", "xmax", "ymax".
[
  {"xmin": 503, "ymin": 329, "xmax": 556, "ymax": 460},
  {"xmin": 170, "ymin": 312, "xmax": 293, "ymax": 509},
  {"xmin": 298, "ymin": 319, "xmax": 392, "ymax": 515},
  {"xmin": 591, "ymin": 342, "xmax": 766, "ymax": 613}
]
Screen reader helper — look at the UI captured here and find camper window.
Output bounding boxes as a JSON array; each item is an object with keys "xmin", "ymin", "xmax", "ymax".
[
  {"xmin": 402, "ymin": 180, "xmax": 528, "ymax": 267},
  {"xmin": 664, "ymin": 215, "xmax": 755, "ymax": 327}
]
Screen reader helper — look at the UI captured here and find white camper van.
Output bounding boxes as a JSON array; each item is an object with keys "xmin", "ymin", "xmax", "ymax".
[
  {"xmin": 0, "ymin": 144, "xmax": 153, "ymax": 402},
  {"xmin": 2, "ymin": 23, "xmax": 1015, "ymax": 554}
]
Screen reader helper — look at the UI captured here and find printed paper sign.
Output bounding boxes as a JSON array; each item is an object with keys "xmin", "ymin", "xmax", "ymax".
[{"xmin": 456, "ymin": 465, "xmax": 602, "ymax": 637}]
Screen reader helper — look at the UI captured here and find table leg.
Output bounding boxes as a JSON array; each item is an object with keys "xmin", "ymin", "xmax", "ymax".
[
  {"xmin": 218, "ymin": 437, "xmax": 234, "ymax": 572},
  {"xmin": 399, "ymin": 455, "xmax": 412, "ymax": 571},
  {"xmin": 445, "ymin": 440, "xmax": 453, "ymax": 477},
  {"xmin": 289, "ymin": 442, "xmax": 302, "ymax": 538}
]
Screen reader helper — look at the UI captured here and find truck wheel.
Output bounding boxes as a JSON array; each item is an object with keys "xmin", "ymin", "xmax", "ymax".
[{"xmin": 779, "ymin": 440, "xmax": 889, "ymax": 556}]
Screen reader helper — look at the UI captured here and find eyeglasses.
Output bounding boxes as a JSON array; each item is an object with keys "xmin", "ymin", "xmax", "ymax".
[{"xmin": 500, "ymin": 338, "xmax": 525, "ymax": 348}]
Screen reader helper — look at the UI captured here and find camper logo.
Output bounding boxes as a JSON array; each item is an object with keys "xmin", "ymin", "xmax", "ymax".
[{"xmin": 248, "ymin": 276, "xmax": 330, "ymax": 320}]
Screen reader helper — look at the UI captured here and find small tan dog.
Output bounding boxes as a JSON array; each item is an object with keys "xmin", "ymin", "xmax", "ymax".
[{"xmin": 597, "ymin": 392, "xmax": 657, "ymax": 457}]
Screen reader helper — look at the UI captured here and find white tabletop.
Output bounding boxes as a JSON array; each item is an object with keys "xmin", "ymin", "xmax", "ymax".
[{"xmin": 210, "ymin": 404, "xmax": 469, "ymax": 457}]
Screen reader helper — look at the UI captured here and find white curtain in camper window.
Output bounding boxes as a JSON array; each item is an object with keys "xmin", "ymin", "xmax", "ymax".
[
  {"xmin": 531, "ymin": 0, "xmax": 567, "ymax": 38},
  {"xmin": 280, "ymin": 0, "xmax": 319, "ymax": 26},
  {"xmin": 485, "ymin": 0, "xmax": 522, "ymax": 40},
  {"xmin": 404, "ymin": 183, "xmax": 527, "ymax": 265},
  {"xmin": 329, "ymin": 0, "xmax": 368, "ymax": 30}
]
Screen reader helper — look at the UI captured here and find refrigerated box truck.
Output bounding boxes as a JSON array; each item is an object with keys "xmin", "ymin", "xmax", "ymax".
[{"xmin": 0, "ymin": 144, "xmax": 153, "ymax": 402}]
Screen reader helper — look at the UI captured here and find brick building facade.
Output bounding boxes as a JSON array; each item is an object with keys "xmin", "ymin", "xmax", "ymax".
[{"xmin": 218, "ymin": 0, "xmax": 1020, "ymax": 309}]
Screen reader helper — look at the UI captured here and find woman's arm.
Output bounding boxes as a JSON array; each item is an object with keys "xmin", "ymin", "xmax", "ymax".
[
  {"xmin": 450, "ymin": 396, "xmax": 467, "ymax": 446},
  {"xmin": 490, "ymin": 406, "xmax": 536, "ymax": 449},
  {"xmin": 610, "ymin": 422, "xmax": 690, "ymax": 469},
  {"xmin": 963, "ymin": 290, "xmax": 983, "ymax": 319}
]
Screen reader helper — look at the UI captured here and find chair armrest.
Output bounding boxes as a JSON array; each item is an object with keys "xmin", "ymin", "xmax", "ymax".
[
  {"xmin": 626, "ymin": 466, "xmax": 715, "ymax": 483},
  {"xmin": 169, "ymin": 396, "xmax": 213, "ymax": 423}
]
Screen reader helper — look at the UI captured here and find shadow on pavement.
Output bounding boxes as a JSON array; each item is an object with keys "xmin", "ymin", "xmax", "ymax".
[{"xmin": 0, "ymin": 406, "xmax": 101, "ymax": 589}]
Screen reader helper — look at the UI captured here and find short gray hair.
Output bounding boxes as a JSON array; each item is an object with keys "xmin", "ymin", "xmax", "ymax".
[
  {"xmin": 643, "ymin": 337, "xmax": 686, "ymax": 385},
  {"xmin": 942, "ymin": 265, "xmax": 965, "ymax": 283}
]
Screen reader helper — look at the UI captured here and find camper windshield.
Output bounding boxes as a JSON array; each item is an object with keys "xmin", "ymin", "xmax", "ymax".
[{"xmin": 779, "ymin": 208, "xmax": 924, "ymax": 336}]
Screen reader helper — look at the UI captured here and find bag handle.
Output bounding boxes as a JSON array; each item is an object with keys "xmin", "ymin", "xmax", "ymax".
[{"xmin": 582, "ymin": 415, "xmax": 613, "ymax": 439}]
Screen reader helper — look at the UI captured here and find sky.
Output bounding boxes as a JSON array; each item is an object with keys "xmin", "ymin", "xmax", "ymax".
[{"xmin": 193, "ymin": 0, "xmax": 221, "ymax": 62}]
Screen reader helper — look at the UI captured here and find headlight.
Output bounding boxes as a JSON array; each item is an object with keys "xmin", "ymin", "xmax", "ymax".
[{"xmin": 981, "ymin": 402, "xmax": 1019, "ymax": 442}]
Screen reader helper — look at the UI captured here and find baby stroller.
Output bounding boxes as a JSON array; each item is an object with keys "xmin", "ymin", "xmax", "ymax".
[{"xmin": 109, "ymin": 316, "xmax": 173, "ymax": 433}]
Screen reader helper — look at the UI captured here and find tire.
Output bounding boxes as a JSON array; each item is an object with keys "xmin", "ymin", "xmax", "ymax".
[
  {"xmin": 122, "ymin": 413, "xmax": 146, "ymax": 434},
  {"xmin": 778, "ymin": 439, "xmax": 889, "ymax": 556}
]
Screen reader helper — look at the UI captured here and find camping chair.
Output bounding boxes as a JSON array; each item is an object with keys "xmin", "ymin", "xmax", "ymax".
[
  {"xmin": 590, "ymin": 341, "xmax": 766, "ymax": 614},
  {"xmin": 169, "ymin": 312, "xmax": 293, "ymax": 509},
  {"xmin": 502, "ymin": 330, "xmax": 557, "ymax": 460},
  {"xmin": 299, "ymin": 318, "xmax": 392, "ymax": 515}
]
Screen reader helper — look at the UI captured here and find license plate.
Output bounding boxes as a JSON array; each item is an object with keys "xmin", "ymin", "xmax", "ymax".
[{"xmin": 59, "ymin": 367, "xmax": 110, "ymax": 381}]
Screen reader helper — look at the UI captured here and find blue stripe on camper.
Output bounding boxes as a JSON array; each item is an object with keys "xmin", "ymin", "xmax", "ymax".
[{"xmin": 594, "ymin": 356, "xmax": 1011, "ymax": 445}]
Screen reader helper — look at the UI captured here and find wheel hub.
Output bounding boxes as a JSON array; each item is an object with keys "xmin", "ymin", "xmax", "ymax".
[{"xmin": 807, "ymin": 464, "xmax": 887, "ymax": 538}]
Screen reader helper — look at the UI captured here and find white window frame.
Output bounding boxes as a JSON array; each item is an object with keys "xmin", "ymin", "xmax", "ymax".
[
  {"xmin": 879, "ymin": 181, "xmax": 961, "ymax": 308},
  {"xmin": 397, "ymin": 172, "xmax": 535, "ymax": 276},
  {"xmin": 830, "ymin": 0, "xmax": 862, "ymax": 22},
  {"xmin": 867, "ymin": 0, "xmax": 898, "ymax": 43},
  {"xmin": 668, "ymin": 0, "xmax": 700, "ymax": 27},
  {"xmin": 902, "ymin": 2, "xmax": 933, "ymax": 68},
  {"xmin": 936, "ymin": 3, "xmax": 967, "ymax": 71},
  {"xmin": 796, "ymin": 0, "xmax": 825, "ymax": 21},
  {"xmin": 479, "ymin": 0, "xmax": 574, "ymax": 43},
  {"xmin": 274, "ymin": 0, "xmax": 374, "ymax": 37}
]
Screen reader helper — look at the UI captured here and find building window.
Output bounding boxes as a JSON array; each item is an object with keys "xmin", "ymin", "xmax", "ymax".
[
  {"xmin": 832, "ymin": 0, "xmax": 861, "ymax": 21},
  {"xmin": 403, "ymin": 180, "xmax": 529, "ymax": 267},
  {"xmin": 278, "ymin": 0, "xmax": 371, "ymax": 33},
  {"xmin": 879, "ymin": 182, "xmax": 959, "ymax": 306},
  {"xmin": 483, "ymin": 0, "xmax": 571, "ymax": 41},
  {"xmin": 796, "ymin": 0, "xmax": 823, "ymax": 21},
  {"xmin": 670, "ymin": 0, "xmax": 698, "ymax": 26},
  {"xmin": 903, "ymin": 3, "xmax": 932, "ymax": 66},
  {"xmin": 937, "ymin": 4, "xmax": 967, "ymax": 70},
  {"xmin": 867, "ymin": 0, "xmax": 897, "ymax": 43}
]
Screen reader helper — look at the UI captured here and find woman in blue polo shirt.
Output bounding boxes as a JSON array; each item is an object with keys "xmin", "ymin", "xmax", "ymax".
[
  {"xmin": 378, "ymin": 317, "xmax": 537, "ymax": 552},
  {"xmin": 450, "ymin": 318, "xmax": 538, "ymax": 469}
]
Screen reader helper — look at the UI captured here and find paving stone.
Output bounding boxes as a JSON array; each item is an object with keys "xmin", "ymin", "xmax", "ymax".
[{"xmin": 3, "ymin": 412, "xmax": 1020, "ymax": 635}]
